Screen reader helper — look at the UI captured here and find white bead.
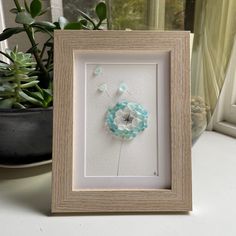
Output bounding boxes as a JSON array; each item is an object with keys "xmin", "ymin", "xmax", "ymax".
[
  {"xmin": 118, "ymin": 82, "xmax": 128, "ymax": 94},
  {"xmin": 94, "ymin": 66, "xmax": 102, "ymax": 76},
  {"xmin": 97, "ymin": 83, "xmax": 107, "ymax": 92}
]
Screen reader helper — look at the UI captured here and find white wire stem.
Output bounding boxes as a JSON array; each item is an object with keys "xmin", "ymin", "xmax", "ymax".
[
  {"xmin": 105, "ymin": 89, "xmax": 112, "ymax": 98},
  {"xmin": 120, "ymin": 89, "xmax": 140, "ymax": 103},
  {"xmin": 116, "ymin": 139, "xmax": 124, "ymax": 176}
]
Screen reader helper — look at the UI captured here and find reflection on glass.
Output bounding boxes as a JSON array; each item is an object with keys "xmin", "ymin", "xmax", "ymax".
[
  {"xmin": 62, "ymin": 0, "xmax": 194, "ymax": 31},
  {"xmin": 107, "ymin": 0, "xmax": 186, "ymax": 30},
  {"xmin": 63, "ymin": 0, "xmax": 100, "ymax": 22}
]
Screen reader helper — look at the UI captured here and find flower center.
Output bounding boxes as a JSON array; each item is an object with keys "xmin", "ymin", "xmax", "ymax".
[
  {"xmin": 106, "ymin": 101, "xmax": 148, "ymax": 140},
  {"xmin": 122, "ymin": 113, "xmax": 133, "ymax": 124}
]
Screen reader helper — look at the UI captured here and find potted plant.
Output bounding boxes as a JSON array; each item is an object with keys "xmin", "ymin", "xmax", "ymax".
[{"xmin": 0, "ymin": 0, "xmax": 107, "ymax": 165}]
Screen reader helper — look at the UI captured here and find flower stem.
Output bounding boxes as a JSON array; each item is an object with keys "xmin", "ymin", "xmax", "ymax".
[
  {"xmin": 13, "ymin": 0, "xmax": 21, "ymax": 9},
  {"xmin": 13, "ymin": 0, "xmax": 50, "ymax": 86},
  {"xmin": 117, "ymin": 139, "xmax": 124, "ymax": 176}
]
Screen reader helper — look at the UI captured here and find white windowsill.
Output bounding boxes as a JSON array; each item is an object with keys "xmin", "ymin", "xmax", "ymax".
[
  {"xmin": 213, "ymin": 121, "xmax": 236, "ymax": 138},
  {"xmin": 0, "ymin": 131, "xmax": 236, "ymax": 236}
]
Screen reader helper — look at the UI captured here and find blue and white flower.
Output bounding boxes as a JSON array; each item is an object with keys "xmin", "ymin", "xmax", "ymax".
[{"xmin": 105, "ymin": 100, "xmax": 148, "ymax": 140}]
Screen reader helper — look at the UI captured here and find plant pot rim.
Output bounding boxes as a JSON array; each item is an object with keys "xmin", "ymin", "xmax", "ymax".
[{"xmin": 0, "ymin": 106, "xmax": 53, "ymax": 114}]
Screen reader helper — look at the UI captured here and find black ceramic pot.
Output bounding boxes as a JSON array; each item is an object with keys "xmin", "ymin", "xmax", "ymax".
[{"xmin": 0, "ymin": 107, "xmax": 52, "ymax": 165}]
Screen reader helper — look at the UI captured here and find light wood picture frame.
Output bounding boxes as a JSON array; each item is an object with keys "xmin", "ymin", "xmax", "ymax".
[{"xmin": 52, "ymin": 31, "xmax": 192, "ymax": 213}]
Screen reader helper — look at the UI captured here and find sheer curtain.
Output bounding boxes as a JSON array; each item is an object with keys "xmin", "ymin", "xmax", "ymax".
[{"xmin": 191, "ymin": 0, "xmax": 236, "ymax": 142}]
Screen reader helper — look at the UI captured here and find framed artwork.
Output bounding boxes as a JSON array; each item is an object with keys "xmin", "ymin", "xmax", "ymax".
[{"xmin": 52, "ymin": 31, "xmax": 192, "ymax": 213}]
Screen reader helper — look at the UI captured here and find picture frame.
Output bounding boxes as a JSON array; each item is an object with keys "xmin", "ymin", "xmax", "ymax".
[{"xmin": 52, "ymin": 31, "xmax": 192, "ymax": 213}]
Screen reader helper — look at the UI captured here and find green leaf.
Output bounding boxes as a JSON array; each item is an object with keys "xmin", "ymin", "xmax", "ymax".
[
  {"xmin": 10, "ymin": 8, "xmax": 19, "ymax": 14},
  {"xmin": 0, "ymin": 76, "xmax": 16, "ymax": 82},
  {"xmin": 18, "ymin": 67, "xmax": 35, "ymax": 74},
  {"xmin": 20, "ymin": 80, "xmax": 39, "ymax": 88},
  {"xmin": 13, "ymin": 102, "xmax": 26, "ymax": 109},
  {"xmin": 19, "ymin": 76, "xmax": 38, "ymax": 82},
  {"xmin": 58, "ymin": 16, "xmax": 69, "ymax": 29},
  {"xmin": 0, "ymin": 62, "xmax": 9, "ymax": 68},
  {"xmin": 78, "ymin": 19, "xmax": 90, "ymax": 29},
  {"xmin": 0, "ymin": 27, "xmax": 25, "ymax": 41},
  {"xmin": 53, "ymin": 22, "xmax": 61, "ymax": 29},
  {"xmin": 15, "ymin": 11, "xmax": 35, "ymax": 25},
  {"xmin": 32, "ymin": 21, "xmax": 56, "ymax": 30},
  {"xmin": 23, "ymin": 90, "xmax": 48, "ymax": 106},
  {"xmin": 42, "ymin": 89, "xmax": 52, "ymax": 107},
  {"xmin": 33, "ymin": 85, "xmax": 52, "ymax": 107},
  {"xmin": 0, "ymin": 60, "xmax": 8, "ymax": 64},
  {"xmin": 31, "ymin": 91, "xmax": 44, "ymax": 101},
  {"xmin": 1, "ymin": 82, "xmax": 16, "ymax": 92},
  {"xmin": 47, "ymin": 63, "xmax": 53, "ymax": 72},
  {"xmin": 76, "ymin": 9, "xmax": 96, "ymax": 28},
  {"xmin": 19, "ymin": 90, "xmax": 42, "ymax": 106},
  {"xmin": 95, "ymin": 2, "xmax": 107, "ymax": 22},
  {"xmin": 32, "ymin": 25, "xmax": 53, "ymax": 37},
  {"xmin": 81, "ymin": 25, "xmax": 91, "ymax": 30},
  {"xmin": 0, "ymin": 51, "xmax": 14, "ymax": 62},
  {"xmin": 30, "ymin": 0, "xmax": 42, "ymax": 18},
  {"xmin": 43, "ymin": 88, "xmax": 52, "ymax": 96},
  {"xmin": 78, "ymin": 19, "xmax": 88, "ymax": 26},
  {"xmin": 0, "ymin": 70, "xmax": 14, "ymax": 77},
  {"xmin": 0, "ymin": 91, "xmax": 15, "ymax": 97},
  {"xmin": 0, "ymin": 98, "xmax": 15, "ymax": 108},
  {"xmin": 64, "ymin": 22, "xmax": 82, "ymax": 30}
]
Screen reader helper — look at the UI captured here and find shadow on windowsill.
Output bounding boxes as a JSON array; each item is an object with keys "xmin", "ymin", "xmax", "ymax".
[{"xmin": 0, "ymin": 164, "xmax": 52, "ymax": 216}]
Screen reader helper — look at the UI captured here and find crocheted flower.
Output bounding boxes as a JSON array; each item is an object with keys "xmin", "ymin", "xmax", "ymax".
[{"xmin": 105, "ymin": 101, "xmax": 148, "ymax": 140}]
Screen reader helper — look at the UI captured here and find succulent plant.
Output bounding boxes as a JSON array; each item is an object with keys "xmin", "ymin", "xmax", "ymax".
[
  {"xmin": 0, "ymin": 46, "xmax": 52, "ymax": 108},
  {"xmin": 191, "ymin": 96, "xmax": 210, "ymax": 142},
  {"xmin": 0, "ymin": 0, "xmax": 108, "ymax": 108}
]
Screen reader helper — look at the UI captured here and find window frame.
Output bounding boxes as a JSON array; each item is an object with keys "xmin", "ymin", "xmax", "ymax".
[
  {"xmin": 209, "ymin": 38, "xmax": 236, "ymax": 137},
  {"xmin": 0, "ymin": 0, "xmax": 8, "ymax": 62}
]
